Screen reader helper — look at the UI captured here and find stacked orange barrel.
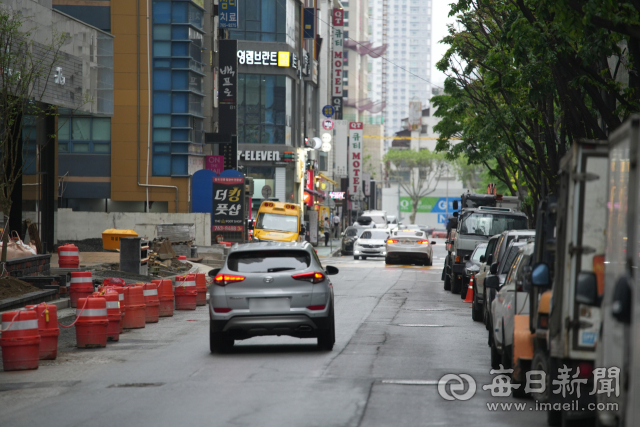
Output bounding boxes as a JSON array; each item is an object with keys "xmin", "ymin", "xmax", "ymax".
[
  {"xmin": 93, "ymin": 290, "xmax": 121, "ymax": 341},
  {"xmin": 25, "ymin": 303, "xmax": 60, "ymax": 360},
  {"xmin": 174, "ymin": 274, "xmax": 197, "ymax": 310},
  {"xmin": 195, "ymin": 273, "xmax": 208, "ymax": 306},
  {"xmin": 69, "ymin": 272, "xmax": 94, "ymax": 308},
  {"xmin": 0, "ymin": 309, "xmax": 41, "ymax": 371},
  {"xmin": 75, "ymin": 296, "xmax": 109, "ymax": 348},
  {"xmin": 142, "ymin": 283, "xmax": 160, "ymax": 323},
  {"xmin": 101, "ymin": 278, "xmax": 125, "ymax": 332},
  {"xmin": 153, "ymin": 279, "xmax": 174, "ymax": 317},
  {"xmin": 122, "ymin": 285, "xmax": 146, "ymax": 329}
]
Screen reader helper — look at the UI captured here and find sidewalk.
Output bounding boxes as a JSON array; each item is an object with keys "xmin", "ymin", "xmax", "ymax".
[
  {"xmin": 51, "ymin": 252, "xmax": 120, "ymax": 268},
  {"xmin": 315, "ymin": 239, "xmax": 342, "ymax": 257}
]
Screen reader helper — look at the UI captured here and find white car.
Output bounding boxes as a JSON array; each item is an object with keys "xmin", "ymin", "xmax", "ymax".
[
  {"xmin": 489, "ymin": 241, "xmax": 533, "ymax": 369},
  {"xmin": 385, "ymin": 229, "xmax": 435, "ymax": 266},
  {"xmin": 353, "ymin": 229, "xmax": 390, "ymax": 260}
]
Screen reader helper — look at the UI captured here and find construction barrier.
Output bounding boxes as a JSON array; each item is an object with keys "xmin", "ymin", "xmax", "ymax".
[
  {"xmin": 195, "ymin": 273, "xmax": 208, "ymax": 306},
  {"xmin": 153, "ymin": 279, "xmax": 174, "ymax": 317},
  {"xmin": 69, "ymin": 272, "xmax": 94, "ymax": 308},
  {"xmin": 0, "ymin": 309, "xmax": 41, "ymax": 371},
  {"xmin": 143, "ymin": 283, "xmax": 160, "ymax": 323},
  {"xmin": 123, "ymin": 285, "xmax": 146, "ymax": 329},
  {"xmin": 75, "ymin": 297, "xmax": 109, "ymax": 348},
  {"xmin": 94, "ymin": 290, "xmax": 121, "ymax": 341},
  {"xmin": 57, "ymin": 243, "xmax": 80, "ymax": 269},
  {"xmin": 174, "ymin": 274, "xmax": 197, "ymax": 310},
  {"xmin": 101, "ymin": 279, "xmax": 126, "ymax": 333},
  {"xmin": 25, "ymin": 303, "xmax": 60, "ymax": 360}
]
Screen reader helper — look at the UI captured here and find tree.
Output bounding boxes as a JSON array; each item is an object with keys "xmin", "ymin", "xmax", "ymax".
[
  {"xmin": 384, "ymin": 148, "xmax": 448, "ymax": 223},
  {"xmin": 0, "ymin": 9, "xmax": 70, "ymax": 263}
]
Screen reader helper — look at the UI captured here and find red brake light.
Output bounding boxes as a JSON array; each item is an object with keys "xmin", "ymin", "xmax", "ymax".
[
  {"xmin": 455, "ymin": 256, "xmax": 461, "ymax": 263},
  {"xmin": 214, "ymin": 274, "xmax": 245, "ymax": 286},
  {"xmin": 292, "ymin": 271, "xmax": 326, "ymax": 284},
  {"xmin": 417, "ymin": 240, "xmax": 430, "ymax": 245},
  {"xmin": 307, "ymin": 305, "xmax": 326, "ymax": 311},
  {"xmin": 213, "ymin": 308, "xmax": 232, "ymax": 313},
  {"xmin": 387, "ymin": 239, "xmax": 399, "ymax": 243}
]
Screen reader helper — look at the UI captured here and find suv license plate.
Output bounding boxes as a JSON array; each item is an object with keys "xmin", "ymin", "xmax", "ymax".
[{"xmin": 249, "ymin": 297, "xmax": 290, "ymax": 312}]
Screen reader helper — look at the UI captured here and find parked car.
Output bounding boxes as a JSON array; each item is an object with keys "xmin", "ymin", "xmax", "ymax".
[
  {"xmin": 462, "ymin": 242, "xmax": 487, "ymax": 300},
  {"xmin": 361, "ymin": 210, "xmax": 388, "ymax": 228},
  {"xmin": 488, "ymin": 241, "xmax": 534, "ymax": 372},
  {"xmin": 353, "ymin": 216, "xmax": 377, "ymax": 228},
  {"xmin": 208, "ymin": 241, "xmax": 339, "ymax": 352},
  {"xmin": 471, "ymin": 235, "xmax": 501, "ymax": 321},
  {"xmin": 341, "ymin": 226, "xmax": 366, "ymax": 255},
  {"xmin": 385, "ymin": 229, "xmax": 435, "ymax": 266},
  {"xmin": 353, "ymin": 229, "xmax": 390, "ymax": 260}
]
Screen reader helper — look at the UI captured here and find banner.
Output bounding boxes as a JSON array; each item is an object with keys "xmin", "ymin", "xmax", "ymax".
[
  {"xmin": 212, "ymin": 176, "xmax": 245, "ymax": 231},
  {"xmin": 205, "ymin": 155, "xmax": 224, "ymax": 174},
  {"xmin": 399, "ymin": 197, "xmax": 462, "ymax": 213},
  {"xmin": 349, "ymin": 122, "xmax": 363, "ymax": 199},
  {"xmin": 219, "ymin": 0, "xmax": 238, "ymax": 29},
  {"xmin": 332, "ymin": 8, "xmax": 344, "ymax": 120},
  {"xmin": 218, "ymin": 40, "xmax": 238, "ymax": 136}
]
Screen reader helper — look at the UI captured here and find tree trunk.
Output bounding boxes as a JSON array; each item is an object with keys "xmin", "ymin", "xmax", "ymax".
[
  {"xmin": 1, "ymin": 208, "xmax": 9, "ymax": 267},
  {"xmin": 410, "ymin": 200, "xmax": 418, "ymax": 224}
]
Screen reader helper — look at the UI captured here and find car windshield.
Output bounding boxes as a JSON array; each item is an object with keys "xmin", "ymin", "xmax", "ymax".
[
  {"xmin": 255, "ymin": 213, "xmax": 299, "ymax": 233},
  {"xmin": 360, "ymin": 231, "xmax": 389, "ymax": 240},
  {"xmin": 501, "ymin": 246, "xmax": 522, "ymax": 274},
  {"xmin": 227, "ymin": 250, "xmax": 311, "ymax": 273},
  {"xmin": 459, "ymin": 213, "xmax": 528, "ymax": 237},
  {"xmin": 368, "ymin": 216, "xmax": 386, "ymax": 225},
  {"xmin": 472, "ymin": 245, "xmax": 487, "ymax": 262},
  {"xmin": 345, "ymin": 228, "xmax": 359, "ymax": 237}
]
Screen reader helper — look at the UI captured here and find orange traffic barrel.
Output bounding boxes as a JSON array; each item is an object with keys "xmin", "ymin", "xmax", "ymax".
[
  {"xmin": 75, "ymin": 297, "xmax": 109, "ymax": 348},
  {"xmin": 153, "ymin": 279, "xmax": 174, "ymax": 317},
  {"xmin": 195, "ymin": 273, "xmax": 208, "ymax": 306},
  {"xmin": 69, "ymin": 272, "xmax": 94, "ymax": 308},
  {"xmin": 25, "ymin": 304, "xmax": 60, "ymax": 360},
  {"xmin": 93, "ymin": 290, "xmax": 120, "ymax": 341},
  {"xmin": 0, "ymin": 309, "xmax": 41, "ymax": 371},
  {"xmin": 57, "ymin": 243, "xmax": 80, "ymax": 268},
  {"xmin": 177, "ymin": 255, "xmax": 187, "ymax": 263},
  {"xmin": 143, "ymin": 283, "xmax": 160, "ymax": 323},
  {"xmin": 174, "ymin": 274, "xmax": 197, "ymax": 310},
  {"xmin": 122, "ymin": 285, "xmax": 146, "ymax": 329}
]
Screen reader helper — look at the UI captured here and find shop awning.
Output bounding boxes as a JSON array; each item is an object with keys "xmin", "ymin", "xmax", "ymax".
[
  {"xmin": 304, "ymin": 188, "xmax": 325, "ymax": 198},
  {"xmin": 317, "ymin": 173, "xmax": 338, "ymax": 186}
]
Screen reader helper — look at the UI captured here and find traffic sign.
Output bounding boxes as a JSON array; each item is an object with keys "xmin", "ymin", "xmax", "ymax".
[
  {"xmin": 321, "ymin": 132, "xmax": 332, "ymax": 143},
  {"xmin": 261, "ymin": 185, "xmax": 272, "ymax": 199},
  {"xmin": 322, "ymin": 118, "xmax": 334, "ymax": 130},
  {"xmin": 322, "ymin": 105, "xmax": 334, "ymax": 117},
  {"xmin": 437, "ymin": 214, "xmax": 447, "ymax": 224}
]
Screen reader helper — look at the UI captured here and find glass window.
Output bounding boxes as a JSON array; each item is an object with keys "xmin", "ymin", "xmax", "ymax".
[
  {"xmin": 153, "ymin": 129, "xmax": 171, "ymax": 142},
  {"xmin": 188, "ymin": 4, "xmax": 204, "ymax": 29},
  {"xmin": 229, "ymin": 0, "xmax": 287, "ymax": 42},
  {"xmin": 72, "ymin": 142, "xmax": 90, "ymax": 153},
  {"xmin": 154, "ymin": 143, "xmax": 171, "ymax": 153},
  {"xmin": 153, "ymin": 154, "xmax": 171, "ymax": 176},
  {"xmin": 153, "ymin": 25, "xmax": 171, "ymax": 40},
  {"xmin": 172, "ymin": 93, "xmax": 188, "ymax": 113},
  {"xmin": 154, "ymin": 42, "xmax": 171, "ymax": 57},
  {"xmin": 154, "ymin": 92, "xmax": 171, "ymax": 113},
  {"xmin": 154, "ymin": 70, "xmax": 171, "ymax": 90},
  {"xmin": 58, "ymin": 143, "xmax": 68, "ymax": 152},
  {"xmin": 93, "ymin": 143, "xmax": 110, "ymax": 153},
  {"xmin": 172, "ymin": 25, "xmax": 188, "ymax": 40},
  {"xmin": 153, "ymin": 1, "xmax": 171, "ymax": 23},
  {"xmin": 172, "ymin": 42, "xmax": 189, "ymax": 57},
  {"xmin": 171, "ymin": 155, "xmax": 187, "ymax": 175},
  {"xmin": 172, "ymin": 2, "xmax": 187, "ymax": 23},
  {"xmin": 172, "ymin": 129, "xmax": 189, "ymax": 141},
  {"xmin": 237, "ymin": 74, "xmax": 288, "ymax": 144},
  {"xmin": 154, "ymin": 115, "xmax": 171, "ymax": 128},
  {"xmin": 72, "ymin": 118, "xmax": 91, "ymax": 140},
  {"xmin": 58, "ymin": 119, "xmax": 70, "ymax": 140},
  {"xmin": 92, "ymin": 118, "xmax": 110, "ymax": 140},
  {"xmin": 172, "ymin": 115, "xmax": 189, "ymax": 127},
  {"xmin": 227, "ymin": 250, "xmax": 310, "ymax": 273},
  {"xmin": 172, "ymin": 70, "xmax": 188, "ymax": 90},
  {"xmin": 154, "ymin": 59, "xmax": 171, "ymax": 68}
]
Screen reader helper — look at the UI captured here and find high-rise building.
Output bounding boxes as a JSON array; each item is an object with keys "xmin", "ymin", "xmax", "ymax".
[
  {"xmin": 368, "ymin": 0, "xmax": 432, "ymax": 136},
  {"xmin": 340, "ymin": 0, "xmax": 370, "ymax": 123}
]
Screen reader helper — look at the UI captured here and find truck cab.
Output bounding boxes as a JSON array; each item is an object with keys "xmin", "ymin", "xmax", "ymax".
[{"xmin": 252, "ymin": 201, "xmax": 304, "ymax": 243}]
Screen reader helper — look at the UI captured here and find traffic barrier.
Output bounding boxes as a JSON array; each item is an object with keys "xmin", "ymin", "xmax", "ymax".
[
  {"xmin": 123, "ymin": 285, "xmax": 146, "ymax": 329},
  {"xmin": 195, "ymin": 273, "xmax": 208, "ymax": 306},
  {"xmin": 177, "ymin": 255, "xmax": 187, "ymax": 263},
  {"xmin": 57, "ymin": 243, "xmax": 80, "ymax": 268},
  {"xmin": 75, "ymin": 297, "xmax": 109, "ymax": 348},
  {"xmin": 69, "ymin": 272, "xmax": 94, "ymax": 308},
  {"xmin": 153, "ymin": 279, "xmax": 174, "ymax": 317},
  {"xmin": 94, "ymin": 290, "xmax": 121, "ymax": 341},
  {"xmin": 464, "ymin": 275, "xmax": 474, "ymax": 304},
  {"xmin": 0, "ymin": 309, "xmax": 41, "ymax": 371},
  {"xmin": 174, "ymin": 274, "xmax": 197, "ymax": 310},
  {"xmin": 25, "ymin": 303, "xmax": 60, "ymax": 360},
  {"xmin": 103, "ymin": 284, "xmax": 125, "ymax": 333},
  {"xmin": 143, "ymin": 283, "xmax": 160, "ymax": 323}
]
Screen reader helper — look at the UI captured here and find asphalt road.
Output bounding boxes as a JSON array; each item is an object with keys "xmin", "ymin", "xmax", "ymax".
[{"xmin": 0, "ymin": 241, "xmax": 549, "ymax": 427}]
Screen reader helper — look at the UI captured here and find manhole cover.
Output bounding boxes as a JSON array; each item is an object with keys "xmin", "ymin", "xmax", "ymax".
[{"xmin": 107, "ymin": 383, "xmax": 164, "ymax": 388}]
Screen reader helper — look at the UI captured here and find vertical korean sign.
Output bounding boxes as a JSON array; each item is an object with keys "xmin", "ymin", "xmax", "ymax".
[
  {"xmin": 332, "ymin": 8, "xmax": 344, "ymax": 120},
  {"xmin": 349, "ymin": 122, "xmax": 363, "ymax": 200},
  {"xmin": 219, "ymin": 0, "xmax": 238, "ymax": 29},
  {"xmin": 218, "ymin": 40, "xmax": 238, "ymax": 136},
  {"xmin": 212, "ymin": 177, "xmax": 245, "ymax": 232}
]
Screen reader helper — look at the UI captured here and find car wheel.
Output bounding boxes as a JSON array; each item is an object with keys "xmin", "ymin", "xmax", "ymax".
[
  {"xmin": 444, "ymin": 273, "xmax": 451, "ymax": 291},
  {"xmin": 427, "ymin": 257, "xmax": 432, "ymax": 266},
  {"xmin": 460, "ymin": 278, "xmax": 469, "ymax": 299},
  {"xmin": 317, "ymin": 303, "xmax": 335, "ymax": 351},
  {"xmin": 501, "ymin": 328, "xmax": 511, "ymax": 369},
  {"xmin": 362, "ymin": 256, "xmax": 367, "ymax": 260},
  {"xmin": 531, "ymin": 350, "xmax": 551, "ymax": 403},
  {"xmin": 451, "ymin": 273, "xmax": 461, "ymax": 294},
  {"xmin": 472, "ymin": 286, "xmax": 483, "ymax": 322},
  {"xmin": 210, "ymin": 320, "xmax": 234, "ymax": 354},
  {"xmin": 484, "ymin": 289, "xmax": 491, "ymax": 330},
  {"xmin": 354, "ymin": 256, "xmax": 359, "ymax": 260},
  {"xmin": 490, "ymin": 331, "xmax": 501, "ymax": 370}
]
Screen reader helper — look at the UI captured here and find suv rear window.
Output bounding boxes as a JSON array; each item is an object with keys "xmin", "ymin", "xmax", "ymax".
[{"xmin": 227, "ymin": 250, "xmax": 311, "ymax": 273}]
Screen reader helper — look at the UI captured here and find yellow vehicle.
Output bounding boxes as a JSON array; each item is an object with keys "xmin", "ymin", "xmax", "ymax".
[{"xmin": 252, "ymin": 201, "xmax": 304, "ymax": 242}]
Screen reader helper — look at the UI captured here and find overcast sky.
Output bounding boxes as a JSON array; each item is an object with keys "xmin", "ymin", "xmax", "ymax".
[{"xmin": 431, "ymin": 2, "xmax": 457, "ymax": 89}]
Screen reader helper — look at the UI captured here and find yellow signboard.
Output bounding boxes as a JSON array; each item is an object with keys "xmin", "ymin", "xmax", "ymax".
[{"xmin": 278, "ymin": 51, "xmax": 290, "ymax": 67}]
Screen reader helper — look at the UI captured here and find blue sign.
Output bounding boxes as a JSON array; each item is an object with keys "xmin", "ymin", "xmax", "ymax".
[
  {"xmin": 431, "ymin": 198, "xmax": 462, "ymax": 213},
  {"xmin": 322, "ymin": 105, "xmax": 334, "ymax": 117},
  {"xmin": 437, "ymin": 214, "xmax": 447, "ymax": 224},
  {"xmin": 219, "ymin": 0, "xmax": 238, "ymax": 29},
  {"xmin": 303, "ymin": 8, "xmax": 316, "ymax": 39}
]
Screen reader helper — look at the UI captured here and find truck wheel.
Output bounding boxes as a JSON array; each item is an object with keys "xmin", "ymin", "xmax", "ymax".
[
  {"xmin": 444, "ymin": 274, "xmax": 451, "ymax": 291},
  {"xmin": 354, "ymin": 256, "xmax": 359, "ymax": 260},
  {"xmin": 362, "ymin": 256, "xmax": 367, "ymax": 260},
  {"xmin": 531, "ymin": 350, "xmax": 551, "ymax": 402},
  {"xmin": 472, "ymin": 287, "xmax": 483, "ymax": 322},
  {"xmin": 451, "ymin": 274, "xmax": 461, "ymax": 294}
]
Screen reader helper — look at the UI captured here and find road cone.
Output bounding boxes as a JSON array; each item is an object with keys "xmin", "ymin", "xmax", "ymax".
[{"xmin": 464, "ymin": 275, "xmax": 474, "ymax": 303}]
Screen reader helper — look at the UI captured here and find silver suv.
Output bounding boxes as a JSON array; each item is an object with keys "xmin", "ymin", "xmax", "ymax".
[{"xmin": 208, "ymin": 242, "xmax": 339, "ymax": 352}]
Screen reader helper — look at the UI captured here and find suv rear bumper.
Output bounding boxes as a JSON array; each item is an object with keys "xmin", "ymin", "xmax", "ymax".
[{"xmin": 211, "ymin": 314, "xmax": 332, "ymax": 339}]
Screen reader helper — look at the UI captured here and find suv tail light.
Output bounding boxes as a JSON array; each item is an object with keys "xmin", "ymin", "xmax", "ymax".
[
  {"xmin": 455, "ymin": 256, "xmax": 461, "ymax": 263},
  {"xmin": 417, "ymin": 240, "xmax": 430, "ymax": 245},
  {"xmin": 292, "ymin": 271, "xmax": 326, "ymax": 284},
  {"xmin": 387, "ymin": 239, "xmax": 399, "ymax": 243},
  {"xmin": 593, "ymin": 254, "xmax": 605, "ymax": 297},
  {"xmin": 214, "ymin": 274, "xmax": 246, "ymax": 286}
]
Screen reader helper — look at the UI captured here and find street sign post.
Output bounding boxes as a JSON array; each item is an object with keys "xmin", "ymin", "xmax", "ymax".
[
  {"xmin": 322, "ymin": 105, "xmax": 335, "ymax": 117},
  {"xmin": 322, "ymin": 118, "xmax": 334, "ymax": 130}
]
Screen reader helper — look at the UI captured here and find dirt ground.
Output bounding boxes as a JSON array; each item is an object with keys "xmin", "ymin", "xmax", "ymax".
[{"xmin": 0, "ymin": 277, "xmax": 42, "ymax": 300}]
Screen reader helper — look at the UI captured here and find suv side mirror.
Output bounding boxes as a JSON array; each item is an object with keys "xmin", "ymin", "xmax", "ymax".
[
  {"xmin": 485, "ymin": 275, "xmax": 500, "ymax": 289},
  {"xmin": 612, "ymin": 275, "xmax": 632, "ymax": 324},
  {"xmin": 430, "ymin": 241, "xmax": 436, "ymax": 245},
  {"xmin": 208, "ymin": 268, "xmax": 220, "ymax": 278},
  {"xmin": 479, "ymin": 255, "xmax": 485, "ymax": 263},
  {"xmin": 487, "ymin": 254, "xmax": 493, "ymax": 265},
  {"xmin": 531, "ymin": 263, "xmax": 550, "ymax": 287},
  {"xmin": 452, "ymin": 200, "xmax": 459, "ymax": 210},
  {"xmin": 463, "ymin": 255, "xmax": 470, "ymax": 261},
  {"xmin": 490, "ymin": 262, "xmax": 498, "ymax": 275},
  {"xmin": 325, "ymin": 265, "xmax": 339, "ymax": 275},
  {"xmin": 576, "ymin": 271, "xmax": 599, "ymax": 306}
]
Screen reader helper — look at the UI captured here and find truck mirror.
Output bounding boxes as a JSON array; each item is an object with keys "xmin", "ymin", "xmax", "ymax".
[
  {"xmin": 490, "ymin": 262, "xmax": 498, "ymax": 275},
  {"xmin": 453, "ymin": 212, "xmax": 459, "ymax": 218},
  {"xmin": 612, "ymin": 275, "xmax": 632, "ymax": 324},
  {"xmin": 463, "ymin": 254, "xmax": 470, "ymax": 261},
  {"xmin": 479, "ymin": 255, "xmax": 485, "ymax": 263},
  {"xmin": 485, "ymin": 275, "xmax": 500, "ymax": 289},
  {"xmin": 452, "ymin": 200, "xmax": 458, "ymax": 210},
  {"xmin": 531, "ymin": 263, "xmax": 550, "ymax": 287},
  {"xmin": 487, "ymin": 254, "xmax": 493, "ymax": 264},
  {"xmin": 576, "ymin": 271, "xmax": 599, "ymax": 306}
]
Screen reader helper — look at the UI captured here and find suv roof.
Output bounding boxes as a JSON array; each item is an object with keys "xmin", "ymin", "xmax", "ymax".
[{"xmin": 230, "ymin": 241, "xmax": 312, "ymax": 253}]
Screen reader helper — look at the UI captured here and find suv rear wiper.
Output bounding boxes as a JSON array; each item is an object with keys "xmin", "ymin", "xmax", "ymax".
[{"xmin": 267, "ymin": 267, "xmax": 296, "ymax": 272}]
